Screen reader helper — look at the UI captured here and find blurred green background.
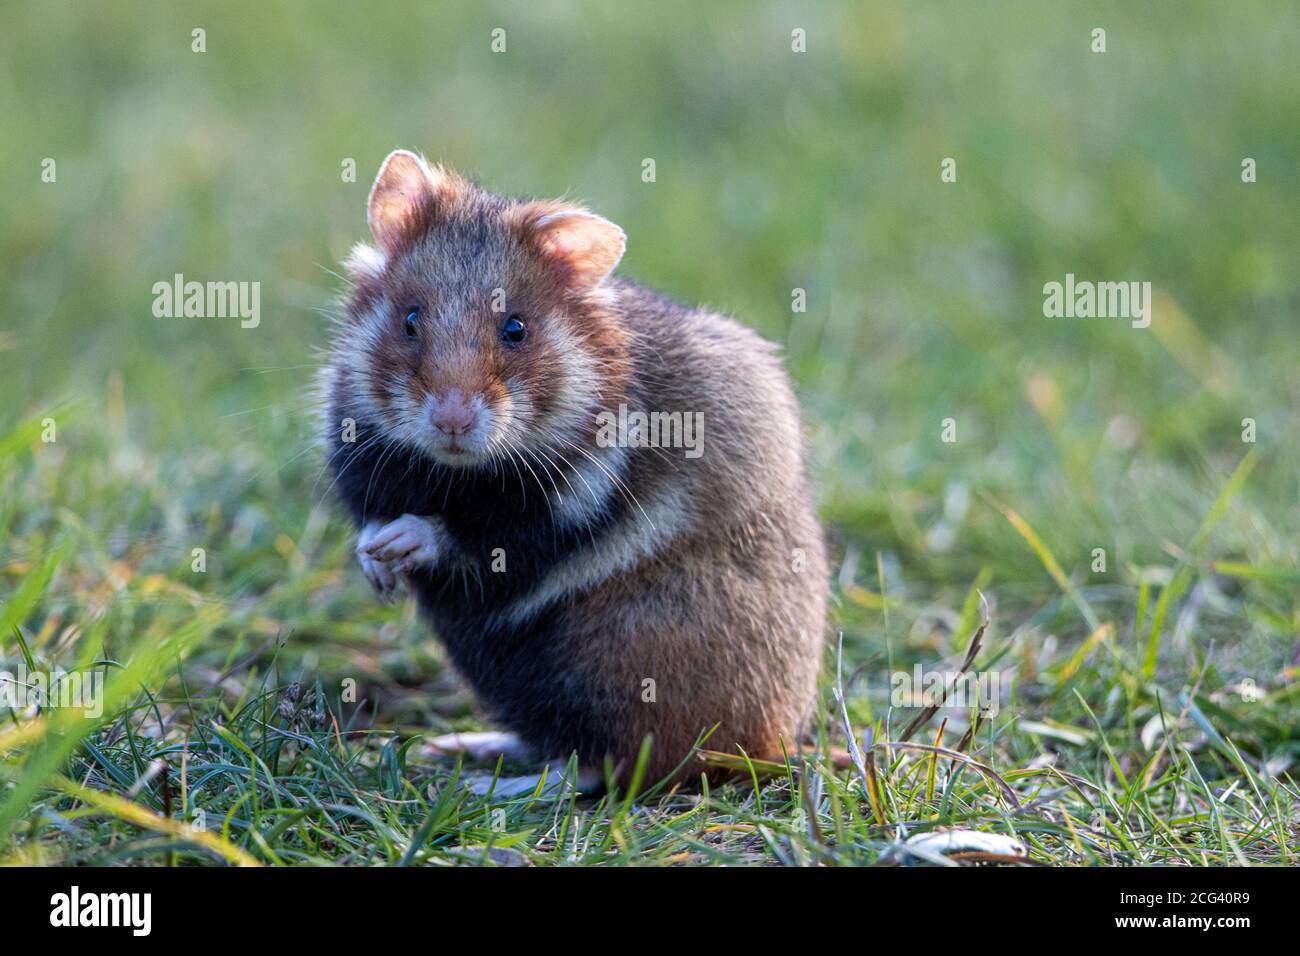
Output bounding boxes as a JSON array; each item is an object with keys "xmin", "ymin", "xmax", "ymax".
[{"xmin": 1, "ymin": 0, "xmax": 1297, "ymax": 707}]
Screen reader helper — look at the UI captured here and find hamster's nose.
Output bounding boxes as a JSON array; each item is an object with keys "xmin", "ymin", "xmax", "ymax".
[{"xmin": 429, "ymin": 390, "xmax": 479, "ymax": 437}]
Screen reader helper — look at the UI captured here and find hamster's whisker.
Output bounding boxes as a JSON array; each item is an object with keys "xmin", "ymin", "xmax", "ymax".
[
  {"xmin": 220, "ymin": 397, "xmax": 323, "ymax": 420},
  {"xmin": 550, "ymin": 432, "xmax": 656, "ymax": 533},
  {"xmin": 531, "ymin": 444, "xmax": 580, "ymax": 505},
  {"xmin": 310, "ymin": 429, "xmax": 378, "ymax": 496},
  {"xmin": 395, "ymin": 425, "xmax": 426, "ymax": 486},
  {"xmin": 539, "ymin": 441, "xmax": 602, "ymax": 548},
  {"xmin": 482, "ymin": 435, "xmax": 511, "ymax": 491},
  {"xmin": 363, "ymin": 433, "xmax": 407, "ymax": 516},
  {"xmin": 315, "ymin": 262, "xmax": 356, "ymax": 289},
  {"xmin": 313, "ymin": 430, "xmax": 391, "ymax": 510},
  {"xmin": 247, "ymin": 439, "xmax": 322, "ymax": 489},
  {"xmin": 491, "ymin": 436, "xmax": 530, "ymax": 507},
  {"xmin": 240, "ymin": 364, "xmax": 333, "ymax": 375},
  {"xmin": 517, "ymin": 445, "xmax": 564, "ymax": 543},
  {"xmin": 541, "ymin": 442, "xmax": 602, "ymax": 514},
  {"xmin": 505, "ymin": 436, "xmax": 555, "ymax": 526}
]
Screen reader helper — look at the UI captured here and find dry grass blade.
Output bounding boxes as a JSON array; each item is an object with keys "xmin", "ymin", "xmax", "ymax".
[
  {"xmin": 955, "ymin": 713, "xmax": 985, "ymax": 754},
  {"xmin": 695, "ymin": 750, "xmax": 785, "ymax": 774},
  {"xmin": 926, "ymin": 718, "xmax": 947, "ymax": 802},
  {"xmin": 833, "ymin": 632, "xmax": 874, "ymax": 800},
  {"xmin": 875, "ymin": 741, "xmax": 1022, "ymax": 809},
  {"xmin": 861, "ymin": 746, "xmax": 887, "ymax": 825},
  {"xmin": 897, "ymin": 594, "xmax": 988, "ymax": 744}
]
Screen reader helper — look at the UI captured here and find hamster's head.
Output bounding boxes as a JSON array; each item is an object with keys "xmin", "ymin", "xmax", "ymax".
[{"xmin": 334, "ymin": 150, "xmax": 631, "ymax": 469}]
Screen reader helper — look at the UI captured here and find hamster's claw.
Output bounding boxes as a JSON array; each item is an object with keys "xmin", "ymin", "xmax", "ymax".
[
  {"xmin": 358, "ymin": 551, "xmax": 399, "ymax": 601},
  {"xmin": 356, "ymin": 519, "xmax": 402, "ymax": 601}
]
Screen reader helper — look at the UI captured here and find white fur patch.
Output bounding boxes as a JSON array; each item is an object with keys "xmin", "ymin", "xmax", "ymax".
[
  {"xmin": 493, "ymin": 477, "xmax": 690, "ymax": 628},
  {"xmin": 552, "ymin": 442, "xmax": 623, "ymax": 530},
  {"xmin": 343, "ymin": 242, "xmax": 387, "ymax": 282},
  {"xmin": 424, "ymin": 731, "xmax": 532, "ymax": 762},
  {"xmin": 337, "ymin": 342, "xmax": 389, "ymax": 432}
]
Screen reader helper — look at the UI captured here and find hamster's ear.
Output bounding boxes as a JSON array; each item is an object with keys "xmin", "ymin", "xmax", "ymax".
[
  {"xmin": 512, "ymin": 202, "xmax": 626, "ymax": 289},
  {"xmin": 367, "ymin": 150, "xmax": 460, "ymax": 252}
]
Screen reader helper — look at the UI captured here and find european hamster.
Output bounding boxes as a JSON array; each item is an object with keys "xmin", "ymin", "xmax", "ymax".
[{"xmin": 323, "ymin": 150, "xmax": 828, "ymax": 789}]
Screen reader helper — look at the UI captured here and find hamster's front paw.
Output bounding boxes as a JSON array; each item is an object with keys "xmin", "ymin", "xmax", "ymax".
[
  {"xmin": 356, "ymin": 521, "xmax": 400, "ymax": 600},
  {"xmin": 360, "ymin": 514, "xmax": 446, "ymax": 574}
]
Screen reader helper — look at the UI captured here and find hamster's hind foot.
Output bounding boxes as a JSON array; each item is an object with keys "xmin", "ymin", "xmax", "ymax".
[{"xmin": 422, "ymin": 730, "xmax": 533, "ymax": 763}]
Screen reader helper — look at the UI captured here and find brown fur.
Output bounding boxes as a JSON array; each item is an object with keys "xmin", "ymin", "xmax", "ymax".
[
  {"xmin": 327, "ymin": 151, "xmax": 828, "ymax": 788},
  {"xmin": 570, "ymin": 283, "xmax": 829, "ymax": 782}
]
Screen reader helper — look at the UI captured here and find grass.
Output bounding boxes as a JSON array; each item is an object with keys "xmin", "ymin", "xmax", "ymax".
[{"xmin": 1, "ymin": 0, "xmax": 1298, "ymax": 866}]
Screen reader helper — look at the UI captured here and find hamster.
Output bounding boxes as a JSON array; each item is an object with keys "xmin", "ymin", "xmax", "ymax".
[{"xmin": 323, "ymin": 150, "xmax": 828, "ymax": 789}]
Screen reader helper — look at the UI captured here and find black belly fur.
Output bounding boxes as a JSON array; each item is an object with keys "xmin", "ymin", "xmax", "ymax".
[{"xmin": 329, "ymin": 416, "xmax": 626, "ymax": 762}]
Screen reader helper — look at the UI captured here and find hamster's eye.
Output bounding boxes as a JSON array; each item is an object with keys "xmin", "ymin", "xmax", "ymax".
[
  {"xmin": 501, "ymin": 314, "xmax": 528, "ymax": 345},
  {"xmin": 403, "ymin": 308, "xmax": 420, "ymax": 338}
]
